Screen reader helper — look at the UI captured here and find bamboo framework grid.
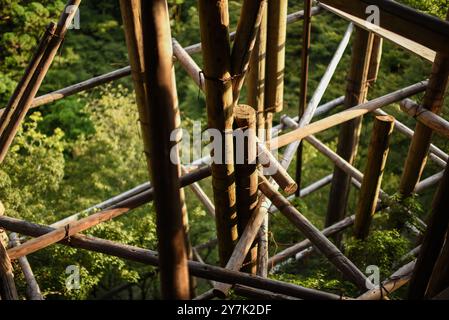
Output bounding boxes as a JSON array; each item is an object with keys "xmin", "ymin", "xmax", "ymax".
[{"xmin": 2, "ymin": 0, "xmax": 449, "ymax": 300}]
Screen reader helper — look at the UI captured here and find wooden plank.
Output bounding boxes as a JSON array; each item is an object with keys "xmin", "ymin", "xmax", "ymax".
[{"xmin": 319, "ymin": 0, "xmax": 449, "ymax": 57}]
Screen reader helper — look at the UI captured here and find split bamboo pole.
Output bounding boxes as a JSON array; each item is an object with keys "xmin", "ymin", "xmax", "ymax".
[
  {"xmin": 9, "ymin": 233, "xmax": 43, "ymax": 300},
  {"xmin": 367, "ymin": 36, "xmax": 383, "ymax": 84},
  {"xmin": 400, "ymin": 98, "xmax": 449, "ymax": 139},
  {"xmin": 325, "ymin": 27, "xmax": 374, "ymax": 232},
  {"xmin": 354, "ymin": 115, "xmax": 394, "ymax": 239},
  {"xmin": 399, "ymin": 11, "xmax": 449, "ymax": 198},
  {"xmin": 141, "ymin": 0, "xmax": 192, "ymax": 299},
  {"xmin": 198, "ymin": 0, "xmax": 237, "ymax": 266},
  {"xmin": 0, "ymin": 216, "xmax": 343, "ymax": 300},
  {"xmin": 0, "ymin": 0, "xmax": 81, "ymax": 164},
  {"xmin": 230, "ymin": 0, "xmax": 266, "ymax": 105},
  {"xmin": 296, "ymin": 0, "xmax": 313, "ymax": 196},
  {"xmin": 408, "ymin": 162, "xmax": 449, "ymax": 299},
  {"xmin": 234, "ymin": 105, "xmax": 258, "ymax": 274},
  {"xmin": 258, "ymin": 174, "xmax": 368, "ymax": 291},
  {"xmin": 426, "ymin": 228, "xmax": 449, "ymax": 298}
]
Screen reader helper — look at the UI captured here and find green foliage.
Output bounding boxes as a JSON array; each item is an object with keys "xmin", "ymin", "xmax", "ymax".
[{"xmin": 344, "ymin": 230, "xmax": 409, "ymax": 278}]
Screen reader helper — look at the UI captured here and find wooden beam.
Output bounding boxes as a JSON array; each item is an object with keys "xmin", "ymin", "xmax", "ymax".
[
  {"xmin": 325, "ymin": 26, "xmax": 374, "ymax": 234},
  {"xmin": 0, "ymin": 216, "xmax": 343, "ymax": 300},
  {"xmin": 408, "ymin": 163, "xmax": 449, "ymax": 299},
  {"xmin": 0, "ymin": 0, "xmax": 81, "ymax": 164},
  {"xmin": 354, "ymin": 115, "xmax": 394, "ymax": 239},
  {"xmin": 198, "ymin": 0, "xmax": 237, "ymax": 266},
  {"xmin": 319, "ymin": 0, "xmax": 449, "ymax": 56}
]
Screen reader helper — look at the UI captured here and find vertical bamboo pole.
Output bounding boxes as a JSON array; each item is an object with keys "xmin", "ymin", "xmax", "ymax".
[
  {"xmin": 247, "ymin": 5, "xmax": 267, "ymax": 141},
  {"xmin": 198, "ymin": 0, "xmax": 237, "ymax": 266},
  {"xmin": 367, "ymin": 36, "xmax": 383, "ymax": 84},
  {"xmin": 325, "ymin": 27, "xmax": 374, "ymax": 232},
  {"xmin": 408, "ymin": 163, "xmax": 449, "ymax": 300},
  {"xmin": 230, "ymin": 0, "xmax": 266, "ymax": 105},
  {"xmin": 426, "ymin": 226, "xmax": 449, "ymax": 298},
  {"xmin": 0, "ymin": 0, "xmax": 81, "ymax": 164},
  {"xmin": 0, "ymin": 203, "xmax": 18, "ymax": 300},
  {"xmin": 139, "ymin": 0, "xmax": 190, "ymax": 299},
  {"xmin": 295, "ymin": 0, "xmax": 313, "ymax": 197},
  {"xmin": 234, "ymin": 105, "xmax": 258, "ymax": 274},
  {"xmin": 399, "ymin": 13, "xmax": 449, "ymax": 198},
  {"xmin": 353, "ymin": 115, "xmax": 394, "ymax": 240}
]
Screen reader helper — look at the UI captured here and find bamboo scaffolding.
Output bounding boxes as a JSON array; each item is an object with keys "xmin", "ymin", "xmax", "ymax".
[
  {"xmin": 400, "ymin": 98, "xmax": 449, "ymax": 139},
  {"xmin": 399, "ymin": 12, "xmax": 449, "ymax": 198},
  {"xmin": 296, "ymin": 0, "xmax": 313, "ymax": 196},
  {"xmin": 367, "ymin": 36, "xmax": 383, "ymax": 83},
  {"xmin": 9, "ymin": 233, "xmax": 44, "ymax": 300},
  {"xmin": 198, "ymin": 0, "xmax": 237, "ymax": 266},
  {"xmin": 258, "ymin": 174, "xmax": 368, "ymax": 291},
  {"xmin": 325, "ymin": 27, "xmax": 374, "ymax": 232},
  {"xmin": 354, "ymin": 115, "xmax": 394, "ymax": 239},
  {"xmin": 0, "ymin": 216, "xmax": 343, "ymax": 300},
  {"xmin": 0, "ymin": 0, "xmax": 81, "ymax": 164},
  {"xmin": 182, "ymin": 168, "xmax": 215, "ymax": 218},
  {"xmin": 408, "ymin": 162, "xmax": 449, "ymax": 299},
  {"xmin": 234, "ymin": 105, "xmax": 258, "ymax": 274}
]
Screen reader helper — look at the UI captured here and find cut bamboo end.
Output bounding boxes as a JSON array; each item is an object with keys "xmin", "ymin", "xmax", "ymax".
[{"xmin": 353, "ymin": 115, "xmax": 394, "ymax": 240}]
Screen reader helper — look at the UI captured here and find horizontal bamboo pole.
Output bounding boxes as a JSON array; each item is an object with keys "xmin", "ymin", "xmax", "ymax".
[
  {"xmin": 9, "ymin": 233, "xmax": 44, "ymax": 300},
  {"xmin": 234, "ymin": 284, "xmax": 300, "ymax": 300},
  {"xmin": 258, "ymin": 174, "xmax": 368, "ymax": 290},
  {"xmin": 414, "ymin": 170, "xmax": 444, "ymax": 194},
  {"xmin": 400, "ymin": 98, "xmax": 449, "ymax": 139},
  {"xmin": 0, "ymin": 215, "xmax": 343, "ymax": 300},
  {"xmin": 273, "ymin": 81, "xmax": 428, "ymax": 150}
]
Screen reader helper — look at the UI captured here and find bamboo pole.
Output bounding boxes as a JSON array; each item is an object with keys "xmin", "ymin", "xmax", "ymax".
[
  {"xmin": 0, "ymin": 216, "xmax": 343, "ymax": 300},
  {"xmin": 141, "ymin": 0, "xmax": 192, "ymax": 299},
  {"xmin": 408, "ymin": 162, "xmax": 449, "ymax": 299},
  {"xmin": 172, "ymin": 39, "xmax": 204, "ymax": 91},
  {"xmin": 273, "ymin": 81, "xmax": 427, "ymax": 150},
  {"xmin": 296, "ymin": 0, "xmax": 313, "ymax": 196},
  {"xmin": 258, "ymin": 174, "xmax": 368, "ymax": 290},
  {"xmin": 414, "ymin": 170, "xmax": 444, "ymax": 194},
  {"xmin": 325, "ymin": 27, "xmax": 374, "ymax": 232},
  {"xmin": 0, "ymin": 241, "xmax": 18, "ymax": 300},
  {"xmin": 9, "ymin": 233, "xmax": 43, "ymax": 300},
  {"xmin": 264, "ymin": 0, "xmax": 287, "ymax": 114},
  {"xmin": 426, "ymin": 228, "xmax": 449, "ymax": 298},
  {"xmin": 399, "ymin": 12, "xmax": 449, "ymax": 198},
  {"xmin": 234, "ymin": 105, "xmax": 258, "ymax": 274},
  {"xmin": 357, "ymin": 259, "xmax": 416, "ymax": 300},
  {"xmin": 354, "ymin": 115, "xmax": 394, "ymax": 239},
  {"xmin": 230, "ymin": 0, "xmax": 266, "ymax": 105},
  {"xmin": 0, "ymin": 0, "xmax": 81, "ymax": 164},
  {"xmin": 198, "ymin": 0, "xmax": 237, "ymax": 266},
  {"xmin": 367, "ymin": 36, "xmax": 383, "ymax": 84},
  {"xmin": 400, "ymin": 98, "xmax": 449, "ymax": 139},
  {"xmin": 247, "ymin": 4, "xmax": 267, "ymax": 140}
]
